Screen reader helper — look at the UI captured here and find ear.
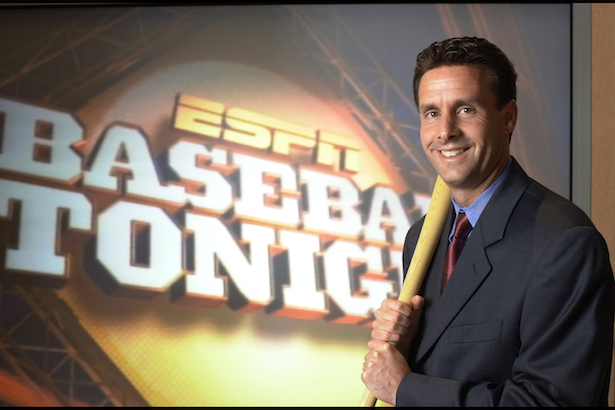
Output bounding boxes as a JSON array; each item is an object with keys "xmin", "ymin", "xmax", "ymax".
[{"xmin": 502, "ymin": 99, "xmax": 518, "ymax": 134}]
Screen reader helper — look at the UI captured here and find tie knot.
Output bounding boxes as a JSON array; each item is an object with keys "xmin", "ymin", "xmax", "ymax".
[{"xmin": 454, "ymin": 212, "xmax": 472, "ymax": 239}]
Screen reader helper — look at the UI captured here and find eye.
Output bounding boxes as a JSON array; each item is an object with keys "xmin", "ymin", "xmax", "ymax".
[
  {"xmin": 459, "ymin": 107, "xmax": 474, "ymax": 114},
  {"xmin": 425, "ymin": 111, "xmax": 439, "ymax": 119}
]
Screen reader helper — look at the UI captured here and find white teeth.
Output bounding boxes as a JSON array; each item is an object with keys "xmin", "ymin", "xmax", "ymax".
[{"xmin": 440, "ymin": 149, "xmax": 466, "ymax": 157}]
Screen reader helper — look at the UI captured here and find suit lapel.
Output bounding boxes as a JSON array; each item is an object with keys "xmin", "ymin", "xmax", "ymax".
[{"xmin": 414, "ymin": 158, "xmax": 531, "ymax": 363}]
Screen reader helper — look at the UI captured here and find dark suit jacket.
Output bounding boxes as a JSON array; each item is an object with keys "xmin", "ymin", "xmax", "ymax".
[{"xmin": 397, "ymin": 158, "xmax": 615, "ymax": 406}]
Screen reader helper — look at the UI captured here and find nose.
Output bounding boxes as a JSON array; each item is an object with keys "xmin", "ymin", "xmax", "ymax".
[{"xmin": 438, "ymin": 112, "xmax": 460, "ymax": 141}]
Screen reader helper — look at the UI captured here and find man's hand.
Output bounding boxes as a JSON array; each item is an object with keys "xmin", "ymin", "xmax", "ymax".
[
  {"xmin": 361, "ymin": 341, "xmax": 411, "ymax": 406},
  {"xmin": 369, "ymin": 295, "xmax": 424, "ymax": 356},
  {"xmin": 361, "ymin": 295, "xmax": 424, "ymax": 405}
]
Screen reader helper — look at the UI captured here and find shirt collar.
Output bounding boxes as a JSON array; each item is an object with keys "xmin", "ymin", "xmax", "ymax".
[{"xmin": 449, "ymin": 158, "xmax": 512, "ymax": 240}]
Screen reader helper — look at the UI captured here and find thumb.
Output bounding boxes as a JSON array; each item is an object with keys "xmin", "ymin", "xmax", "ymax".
[{"xmin": 410, "ymin": 295, "xmax": 425, "ymax": 313}]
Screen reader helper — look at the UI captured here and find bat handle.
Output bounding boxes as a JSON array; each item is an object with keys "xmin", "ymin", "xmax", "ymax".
[{"xmin": 359, "ymin": 389, "xmax": 377, "ymax": 407}]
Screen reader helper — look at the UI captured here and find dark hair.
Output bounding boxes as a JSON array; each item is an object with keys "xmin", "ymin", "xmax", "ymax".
[{"xmin": 413, "ymin": 37, "xmax": 517, "ymax": 110}]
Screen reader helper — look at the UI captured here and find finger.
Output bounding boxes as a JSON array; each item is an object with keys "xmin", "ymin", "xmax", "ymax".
[
  {"xmin": 373, "ymin": 309, "xmax": 412, "ymax": 331},
  {"xmin": 410, "ymin": 295, "xmax": 425, "ymax": 312},
  {"xmin": 370, "ymin": 327, "xmax": 405, "ymax": 345},
  {"xmin": 382, "ymin": 299, "xmax": 412, "ymax": 316},
  {"xmin": 367, "ymin": 338, "xmax": 389, "ymax": 350}
]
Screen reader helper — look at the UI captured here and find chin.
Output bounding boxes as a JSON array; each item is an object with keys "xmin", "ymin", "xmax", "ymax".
[{"xmin": 438, "ymin": 169, "xmax": 468, "ymax": 185}]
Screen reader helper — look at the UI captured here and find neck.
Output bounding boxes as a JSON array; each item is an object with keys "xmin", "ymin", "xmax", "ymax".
[{"xmin": 450, "ymin": 190, "xmax": 481, "ymax": 208}]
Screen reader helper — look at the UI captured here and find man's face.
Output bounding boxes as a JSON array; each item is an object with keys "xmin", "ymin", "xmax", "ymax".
[{"xmin": 417, "ymin": 64, "xmax": 516, "ymax": 206}]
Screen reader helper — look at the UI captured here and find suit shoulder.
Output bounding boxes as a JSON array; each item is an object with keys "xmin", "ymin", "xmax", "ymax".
[
  {"xmin": 523, "ymin": 180, "xmax": 594, "ymax": 229},
  {"xmin": 404, "ymin": 216, "xmax": 425, "ymax": 248}
]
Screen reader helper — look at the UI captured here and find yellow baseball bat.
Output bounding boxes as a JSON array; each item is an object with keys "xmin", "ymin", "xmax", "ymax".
[{"xmin": 359, "ymin": 176, "xmax": 451, "ymax": 407}]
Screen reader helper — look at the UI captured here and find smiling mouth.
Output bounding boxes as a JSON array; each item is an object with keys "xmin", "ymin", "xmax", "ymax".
[{"xmin": 440, "ymin": 148, "xmax": 468, "ymax": 158}]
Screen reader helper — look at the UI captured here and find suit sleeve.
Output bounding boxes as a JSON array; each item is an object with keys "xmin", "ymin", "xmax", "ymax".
[{"xmin": 396, "ymin": 226, "xmax": 615, "ymax": 406}]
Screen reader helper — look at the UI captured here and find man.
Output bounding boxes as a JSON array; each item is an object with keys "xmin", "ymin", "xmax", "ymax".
[{"xmin": 361, "ymin": 37, "xmax": 615, "ymax": 406}]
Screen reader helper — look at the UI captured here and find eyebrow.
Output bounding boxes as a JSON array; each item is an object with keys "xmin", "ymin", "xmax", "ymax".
[
  {"xmin": 418, "ymin": 103, "xmax": 438, "ymax": 113},
  {"xmin": 418, "ymin": 98, "xmax": 479, "ymax": 113}
]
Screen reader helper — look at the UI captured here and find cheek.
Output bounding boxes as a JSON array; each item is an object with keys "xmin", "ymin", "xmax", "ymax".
[
  {"xmin": 481, "ymin": 131, "xmax": 507, "ymax": 160},
  {"xmin": 419, "ymin": 124, "xmax": 435, "ymax": 148}
]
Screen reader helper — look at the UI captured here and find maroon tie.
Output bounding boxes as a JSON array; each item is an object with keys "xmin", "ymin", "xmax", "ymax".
[{"xmin": 443, "ymin": 212, "xmax": 472, "ymax": 291}]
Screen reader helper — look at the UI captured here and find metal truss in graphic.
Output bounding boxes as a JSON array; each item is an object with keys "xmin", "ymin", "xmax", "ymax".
[
  {"xmin": 0, "ymin": 283, "xmax": 148, "ymax": 406},
  {"xmin": 283, "ymin": 5, "xmax": 437, "ymax": 193},
  {"xmin": 0, "ymin": 6, "xmax": 227, "ymax": 110}
]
